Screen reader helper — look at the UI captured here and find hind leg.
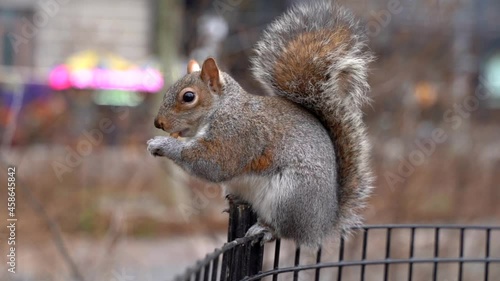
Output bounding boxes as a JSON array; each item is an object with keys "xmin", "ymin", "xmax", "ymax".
[{"xmin": 264, "ymin": 170, "xmax": 337, "ymax": 246}]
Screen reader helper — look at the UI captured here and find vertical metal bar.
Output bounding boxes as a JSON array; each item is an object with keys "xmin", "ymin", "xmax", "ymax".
[
  {"xmin": 293, "ymin": 246, "xmax": 301, "ymax": 281},
  {"xmin": 230, "ymin": 202, "xmax": 248, "ymax": 281},
  {"xmin": 195, "ymin": 268, "xmax": 201, "ymax": 281},
  {"xmin": 337, "ymin": 237, "xmax": 345, "ymax": 281},
  {"xmin": 239, "ymin": 242, "xmax": 248, "ymax": 279},
  {"xmin": 225, "ymin": 200, "xmax": 264, "ymax": 281},
  {"xmin": 432, "ymin": 228, "xmax": 440, "ymax": 281},
  {"xmin": 272, "ymin": 239, "xmax": 281, "ymax": 281},
  {"xmin": 408, "ymin": 227, "xmax": 416, "ymax": 281},
  {"xmin": 203, "ymin": 263, "xmax": 210, "ymax": 281},
  {"xmin": 230, "ymin": 246, "xmax": 242, "ymax": 281},
  {"xmin": 458, "ymin": 228, "xmax": 465, "ymax": 281},
  {"xmin": 221, "ymin": 204, "xmax": 232, "ymax": 281},
  {"xmin": 211, "ymin": 256, "xmax": 219, "ymax": 281},
  {"xmin": 221, "ymin": 250, "xmax": 229, "ymax": 281},
  {"xmin": 383, "ymin": 228, "xmax": 392, "ymax": 281},
  {"xmin": 361, "ymin": 229, "xmax": 369, "ymax": 281},
  {"xmin": 247, "ymin": 238, "xmax": 264, "ymax": 280},
  {"xmin": 246, "ymin": 240, "xmax": 253, "ymax": 274},
  {"xmin": 315, "ymin": 247, "xmax": 322, "ymax": 281},
  {"xmin": 484, "ymin": 228, "xmax": 491, "ymax": 281}
]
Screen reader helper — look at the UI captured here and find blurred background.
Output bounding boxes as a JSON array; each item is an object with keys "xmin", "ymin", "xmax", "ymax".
[{"xmin": 0, "ymin": 0, "xmax": 499, "ymax": 280}]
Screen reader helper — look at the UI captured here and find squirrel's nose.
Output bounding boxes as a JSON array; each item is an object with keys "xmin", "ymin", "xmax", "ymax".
[{"xmin": 154, "ymin": 118, "xmax": 162, "ymax": 129}]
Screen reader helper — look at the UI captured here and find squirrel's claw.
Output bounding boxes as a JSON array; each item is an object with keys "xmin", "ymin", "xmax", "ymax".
[
  {"xmin": 225, "ymin": 194, "xmax": 245, "ymax": 205},
  {"xmin": 246, "ymin": 222, "xmax": 276, "ymax": 246},
  {"xmin": 223, "ymin": 194, "xmax": 245, "ymax": 213}
]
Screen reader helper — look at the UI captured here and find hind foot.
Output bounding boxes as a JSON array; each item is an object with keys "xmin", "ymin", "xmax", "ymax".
[{"xmin": 246, "ymin": 222, "xmax": 276, "ymax": 245}]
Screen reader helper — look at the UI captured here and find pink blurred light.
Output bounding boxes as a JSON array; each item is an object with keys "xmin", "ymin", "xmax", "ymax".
[
  {"xmin": 48, "ymin": 66, "xmax": 164, "ymax": 93},
  {"xmin": 48, "ymin": 65, "xmax": 72, "ymax": 90}
]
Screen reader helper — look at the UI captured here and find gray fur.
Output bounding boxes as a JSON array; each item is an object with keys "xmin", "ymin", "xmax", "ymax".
[{"xmin": 148, "ymin": 1, "xmax": 373, "ymax": 246}]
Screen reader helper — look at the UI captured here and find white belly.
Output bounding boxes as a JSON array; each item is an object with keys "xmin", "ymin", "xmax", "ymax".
[{"xmin": 224, "ymin": 174, "xmax": 286, "ymax": 224}]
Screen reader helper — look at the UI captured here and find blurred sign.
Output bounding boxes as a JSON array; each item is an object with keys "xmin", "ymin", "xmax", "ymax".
[
  {"xmin": 48, "ymin": 50, "xmax": 163, "ymax": 93},
  {"xmin": 93, "ymin": 90, "xmax": 144, "ymax": 107}
]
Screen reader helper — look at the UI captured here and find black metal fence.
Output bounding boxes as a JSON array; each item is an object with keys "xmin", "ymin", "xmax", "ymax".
[{"xmin": 174, "ymin": 202, "xmax": 500, "ymax": 281}]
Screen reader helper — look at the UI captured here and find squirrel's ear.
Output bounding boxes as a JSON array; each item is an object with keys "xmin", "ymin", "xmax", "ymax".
[
  {"xmin": 187, "ymin": 59, "xmax": 200, "ymax": 74},
  {"xmin": 200, "ymin": 57, "xmax": 222, "ymax": 93}
]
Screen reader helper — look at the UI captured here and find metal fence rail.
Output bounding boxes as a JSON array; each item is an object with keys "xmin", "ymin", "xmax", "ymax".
[{"xmin": 173, "ymin": 202, "xmax": 500, "ymax": 281}]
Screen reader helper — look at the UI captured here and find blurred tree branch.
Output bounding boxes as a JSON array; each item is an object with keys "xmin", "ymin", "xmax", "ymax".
[{"xmin": 0, "ymin": 156, "xmax": 85, "ymax": 281}]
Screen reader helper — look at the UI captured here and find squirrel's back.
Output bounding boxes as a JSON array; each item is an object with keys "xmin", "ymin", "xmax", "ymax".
[{"xmin": 251, "ymin": 1, "xmax": 374, "ymax": 235}]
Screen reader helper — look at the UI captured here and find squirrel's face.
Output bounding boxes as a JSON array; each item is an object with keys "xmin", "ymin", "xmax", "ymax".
[{"xmin": 154, "ymin": 58, "xmax": 223, "ymax": 139}]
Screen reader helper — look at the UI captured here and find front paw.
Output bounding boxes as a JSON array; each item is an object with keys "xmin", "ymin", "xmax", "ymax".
[{"xmin": 147, "ymin": 136, "xmax": 168, "ymax": 157}]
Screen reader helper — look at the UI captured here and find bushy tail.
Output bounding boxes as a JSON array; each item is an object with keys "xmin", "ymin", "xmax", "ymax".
[{"xmin": 251, "ymin": 1, "xmax": 374, "ymax": 235}]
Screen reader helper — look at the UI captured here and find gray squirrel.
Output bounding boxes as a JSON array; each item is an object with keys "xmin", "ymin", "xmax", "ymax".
[{"xmin": 147, "ymin": 1, "xmax": 373, "ymax": 247}]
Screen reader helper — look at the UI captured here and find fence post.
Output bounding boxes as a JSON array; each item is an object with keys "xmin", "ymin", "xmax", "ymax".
[{"xmin": 221, "ymin": 199, "xmax": 264, "ymax": 281}]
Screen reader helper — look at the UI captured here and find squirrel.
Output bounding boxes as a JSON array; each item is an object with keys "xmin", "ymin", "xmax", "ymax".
[{"xmin": 147, "ymin": 1, "xmax": 373, "ymax": 246}]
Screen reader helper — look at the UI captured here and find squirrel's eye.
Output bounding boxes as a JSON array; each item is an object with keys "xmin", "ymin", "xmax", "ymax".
[{"xmin": 182, "ymin": 91, "xmax": 196, "ymax": 103}]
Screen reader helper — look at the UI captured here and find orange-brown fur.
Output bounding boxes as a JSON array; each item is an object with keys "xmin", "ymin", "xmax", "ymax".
[{"xmin": 244, "ymin": 149, "xmax": 274, "ymax": 173}]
